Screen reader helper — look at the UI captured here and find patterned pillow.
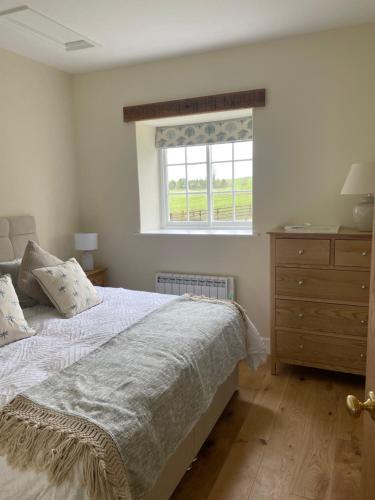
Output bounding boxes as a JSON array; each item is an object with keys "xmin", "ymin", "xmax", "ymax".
[
  {"xmin": 18, "ymin": 240, "xmax": 63, "ymax": 305},
  {"xmin": 32, "ymin": 258, "xmax": 102, "ymax": 318},
  {"xmin": 0, "ymin": 275, "xmax": 35, "ymax": 347},
  {"xmin": 0, "ymin": 259, "xmax": 37, "ymax": 309}
]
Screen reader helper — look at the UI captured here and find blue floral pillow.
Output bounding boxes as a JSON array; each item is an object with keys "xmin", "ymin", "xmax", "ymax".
[
  {"xmin": 0, "ymin": 274, "xmax": 35, "ymax": 348},
  {"xmin": 0, "ymin": 259, "xmax": 37, "ymax": 309},
  {"xmin": 32, "ymin": 258, "xmax": 102, "ymax": 318}
]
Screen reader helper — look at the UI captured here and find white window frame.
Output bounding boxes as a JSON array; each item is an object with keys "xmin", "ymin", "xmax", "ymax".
[{"xmin": 159, "ymin": 142, "xmax": 253, "ymax": 230}]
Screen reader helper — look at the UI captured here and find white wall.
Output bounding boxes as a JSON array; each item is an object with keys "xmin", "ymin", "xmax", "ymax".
[
  {"xmin": 136, "ymin": 123, "xmax": 160, "ymax": 232},
  {"xmin": 73, "ymin": 23, "xmax": 375, "ymax": 338},
  {"xmin": 0, "ymin": 48, "xmax": 79, "ymax": 257}
]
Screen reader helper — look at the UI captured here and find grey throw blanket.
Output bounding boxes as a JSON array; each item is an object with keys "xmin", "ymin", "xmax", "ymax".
[{"xmin": 0, "ymin": 296, "xmax": 266, "ymax": 500}]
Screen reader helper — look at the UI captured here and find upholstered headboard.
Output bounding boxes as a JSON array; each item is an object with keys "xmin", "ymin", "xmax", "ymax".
[{"xmin": 0, "ymin": 216, "xmax": 38, "ymax": 262}]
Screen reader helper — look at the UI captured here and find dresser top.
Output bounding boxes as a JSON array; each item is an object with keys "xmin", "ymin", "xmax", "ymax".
[{"xmin": 268, "ymin": 227, "xmax": 372, "ymax": 239}]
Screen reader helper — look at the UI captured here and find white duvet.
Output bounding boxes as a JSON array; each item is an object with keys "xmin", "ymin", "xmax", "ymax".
[{"xmin": 0, "ymin": 287, "xmax": 175, "ymax": 500}]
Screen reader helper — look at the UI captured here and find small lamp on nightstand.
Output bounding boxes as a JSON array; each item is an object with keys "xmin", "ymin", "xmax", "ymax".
[
  {"xmin": 74, "ymin": 233, "xmax": 98, "ymax": 271},
  {"xmin": 341, "ymin": 162, "xmax": 375, "ymax": 231}
]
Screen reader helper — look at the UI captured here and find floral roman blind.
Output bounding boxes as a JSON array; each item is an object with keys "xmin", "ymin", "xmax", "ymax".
[{"xmin": 155, "ymin": 116, "xmax": 252, "ymax": 149}]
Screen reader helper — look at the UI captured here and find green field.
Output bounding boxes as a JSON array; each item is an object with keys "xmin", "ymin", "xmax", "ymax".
[{"xmin": 168, "ymin": 178, "xmax": 253, "ymax": 222}]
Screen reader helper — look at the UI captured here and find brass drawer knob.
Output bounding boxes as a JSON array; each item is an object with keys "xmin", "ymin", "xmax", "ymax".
[
  {"xmin": 361, "ymin": 284, "xmax": 367, "ymax": 289},
  {"xmin": 360, "ymin": 319, "xmax": 367, "ymax": 325},
  {"xmin": 298, "ymin": 344, "xmax": 304, "ymax": 350},
  {"xmin": 346, "ymin": 391, "xmax": 375, "ymax": 419},
  {"xmin": 362, "ymin": 251, "xmax": 368, "ymax": 256},
  {"xmin": 298, "ymin": 280, "xmax": 304, "ymax": 286},
  {"xmin": 298, "ymin": 312, "xmax": 304, "ymax": 318},
  {"xmin": 360, "ymin": 353, "xmax": 365, "ymax": 359},
  {"xmin": 298, "ymin": 249, "xmax": 304, "ymax": 255}
]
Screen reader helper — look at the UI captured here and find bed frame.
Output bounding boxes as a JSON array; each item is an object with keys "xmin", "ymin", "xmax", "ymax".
[
  {"xmin": 0, "ymin": 215, "xmax": 239, "ymax": 499},
  {"xmin": 144, "ymin": 366, "xmax": 238, "ymax": 499}
]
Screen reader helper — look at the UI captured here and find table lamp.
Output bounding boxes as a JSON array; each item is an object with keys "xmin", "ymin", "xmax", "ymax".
[
  {"xmin": 341, "ymin": 162, "xmax": 375, "ymax": 231},
  {"xmin": 74, "ymin": 233, "xmax": 98, "ymax": 271}
]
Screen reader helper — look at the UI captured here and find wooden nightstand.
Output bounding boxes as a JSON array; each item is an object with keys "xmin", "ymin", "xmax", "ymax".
[{"xmin": 85, "ymin": 267, "xmax": 108, "ymax": 286}]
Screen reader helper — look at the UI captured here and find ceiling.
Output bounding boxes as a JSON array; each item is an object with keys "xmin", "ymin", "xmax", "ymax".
[{"xmin": 0, "ymin": 0, "xmax": 374, "ymax": 74}]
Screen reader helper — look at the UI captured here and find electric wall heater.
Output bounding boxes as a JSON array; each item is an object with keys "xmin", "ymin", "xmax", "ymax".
[{"xmin": 155, "ymin": 273, "xmax": 235, "ymax": 300}]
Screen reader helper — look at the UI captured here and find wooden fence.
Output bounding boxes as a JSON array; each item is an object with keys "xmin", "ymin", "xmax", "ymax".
[{"xmin": 170, "ymin": 204, "xmax": 252, "ymax": 221}]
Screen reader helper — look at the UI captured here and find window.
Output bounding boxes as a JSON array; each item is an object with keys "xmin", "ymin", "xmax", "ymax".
[{"xmin": 160, "ymin": 141, "xmax": 253, "ymax": 229}]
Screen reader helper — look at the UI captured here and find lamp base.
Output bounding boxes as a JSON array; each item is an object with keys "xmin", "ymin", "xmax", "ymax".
[
  {"xmin": 353, "ymin": 195, "xmax": 374, "ymax": 232},
  {"xmin": 81, "ymin": 252, "xmax": 94, "ymax": 271}
]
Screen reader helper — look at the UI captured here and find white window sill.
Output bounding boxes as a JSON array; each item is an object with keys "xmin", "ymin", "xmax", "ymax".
[{"xmin": 137, "ymin": 228, "xmax": 258, "ymax": 236}]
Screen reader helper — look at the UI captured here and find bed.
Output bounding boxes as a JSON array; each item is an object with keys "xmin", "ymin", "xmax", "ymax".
[{"xmin": 0, "ymin": 216, "xmax": 266, "ymax": 500}]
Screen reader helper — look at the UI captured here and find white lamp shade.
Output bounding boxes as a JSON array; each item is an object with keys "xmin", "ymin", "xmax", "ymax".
[
  {"xmin": 341, "ymin": 162, "xmax": 375, "ymax": 195},
  {"xmin": 74, "ymin": 233, "xmax": 98, "ymax": 251}
]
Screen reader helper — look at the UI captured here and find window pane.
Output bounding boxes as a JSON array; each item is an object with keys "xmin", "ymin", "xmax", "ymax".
[
  {"xmin": 164, "ymin": 142, "xmax": 253, "ymax": 227},
  {"xmin": 213, "ymin": 193, "xmax": 234, "ymax": 221},
  {"xmin": 188, "ymin": 163, "xmax": 207, "ymax": 192},
  {"xmin": 211, "ymin": 143, "xmax": 232, "ymax": 162},
  {"xmin": 168, "ymin": 164, "xmax": 186, "ymax": 192},
  {"xmin": 188, "ymin": 194, "xmax": 208, "ymax": 222},
  {"xmin": 212, "ymin": 162, "xmax": 232, "ymax": 191},
  {"xmin": 166, "ymin": 147, "xmax": 185, "ymax": 164},
  {"xmin": 235, "ymin": 192, "xmax": 252, "ymax": 221},
  {"xmin": 234, "ymin": 141, "xmax": 253, "ymax": 160},
  {"xmin": 168, "ymin": 194, "xmax": 187, "ymax": 222},
  {"xmin": 186, "ymin": 145, "xmax": 206, "ymax": 163},
  {"xmin": 234, "ymin": 160, "xmax": 252, "ymax": 190}
]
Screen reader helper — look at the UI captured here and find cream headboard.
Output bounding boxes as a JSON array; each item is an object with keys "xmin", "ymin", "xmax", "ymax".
[{"xmin": 0, "ymin": 216, "xmax": 38, "ymax": 262}]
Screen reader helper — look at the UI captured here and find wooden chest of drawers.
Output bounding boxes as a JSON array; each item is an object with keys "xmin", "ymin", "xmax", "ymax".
[{"xmin": 269, "ymin": 228, "xmax": 372, "ymax": 375}]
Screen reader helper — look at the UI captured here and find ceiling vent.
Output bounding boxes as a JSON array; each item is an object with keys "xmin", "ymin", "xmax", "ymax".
[
  {"xmin": 65, "ymin": 40, "xmax": 95, "ymax": 52},
  {"xmin": 0, "ymin": 5, "xmax": 99, "ymax": 51}
]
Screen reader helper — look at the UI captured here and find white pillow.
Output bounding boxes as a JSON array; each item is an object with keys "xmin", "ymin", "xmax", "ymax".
[
  {"xmin": 32, "ymin": 258, "xmax": 102, "ymax": 318},
  {"xmin": 0, "ymin": 274, "xmax": 35, "ymax": 347}
]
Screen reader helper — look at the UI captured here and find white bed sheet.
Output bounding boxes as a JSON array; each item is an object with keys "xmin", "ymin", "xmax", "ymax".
[{"xmin": 0, "ymin": 287, "xmax": 175, "ymax": 500}]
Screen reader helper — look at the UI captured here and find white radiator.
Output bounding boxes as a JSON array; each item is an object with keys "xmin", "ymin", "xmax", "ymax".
[{"xmin": 155, "ymin": 273, "xmax": 234, "ymax": 300}]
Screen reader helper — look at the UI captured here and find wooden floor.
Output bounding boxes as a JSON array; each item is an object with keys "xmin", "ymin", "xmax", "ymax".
[{"xmin": 172, "ymin": 359, "xmax": 364, "ymax": 500}]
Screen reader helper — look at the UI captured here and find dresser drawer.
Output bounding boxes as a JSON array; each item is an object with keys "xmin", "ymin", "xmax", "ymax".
[
  {"xmin": 275, "ymin": 299, "xmax": 368, "ymax": 336},
  {"xmin": 275, "ymin": 239, "xmax": 330, "ymax": 265},
  {"xmin": 276, "ymin": 330, "xmax": 367, "ymax": 373},
  {"xmin": 334, "ymin": 239, "xmax": 372, "ymax": 268},
  {"xmin": 276, "ymin": 268, "xmax": 370, "ymax": 303}
]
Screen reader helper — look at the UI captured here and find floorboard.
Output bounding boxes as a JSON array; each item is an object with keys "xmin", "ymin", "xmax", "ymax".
[{"xmin": 172, "ymin": 359, "xmax": 364, "ymax": 500}]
